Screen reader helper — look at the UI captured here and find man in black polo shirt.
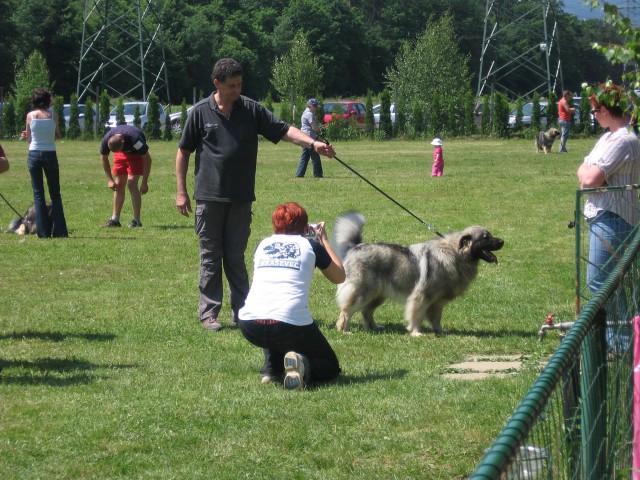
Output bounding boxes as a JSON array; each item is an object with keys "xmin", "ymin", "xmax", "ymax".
[
  {"xmin": 100, "ymin": 125, "xmax": 152, "ymax": 228},
  {"xmin": 175, "ymin": 58, "xmax": 335, "ymax": 332}
]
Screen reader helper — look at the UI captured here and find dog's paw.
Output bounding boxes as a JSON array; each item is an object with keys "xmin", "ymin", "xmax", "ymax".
[{"xmin": 410, "ymin": 330, "xmax": 423, "ymax": 338}]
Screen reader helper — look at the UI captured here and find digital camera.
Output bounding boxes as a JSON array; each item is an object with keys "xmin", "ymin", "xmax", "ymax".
[{"xmin": 305, "ymin": 223, "xmax": 320, "ymax": 241}]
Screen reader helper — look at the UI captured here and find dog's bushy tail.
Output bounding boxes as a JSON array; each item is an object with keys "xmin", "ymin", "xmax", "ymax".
[
  {"xmin": 332, "ymin": 211, "xmax": 365, "ymax": 259},
  {"xmin": 7, "ymin": 218, "xmax": 21, "ymax": 234}
]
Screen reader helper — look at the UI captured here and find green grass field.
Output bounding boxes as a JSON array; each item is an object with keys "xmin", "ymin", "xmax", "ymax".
[{"xmin": 0, "ymin": 136, "xmax": 588, "ymax": 479}]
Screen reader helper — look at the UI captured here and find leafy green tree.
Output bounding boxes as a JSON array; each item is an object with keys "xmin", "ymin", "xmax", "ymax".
[
  {"xmin": 13, "ymin": 51, "xmax": 52, "ymax": 131},
  {"xmin": 67, "ymin": 93, "xmax": 81, "ymax": 139},
  {"xmin": 386, "ymin": 13, "xmax": 472, "ymax": 137},
  {"xmin": 163, "ymin": 113, "xmax": 173, "ymax": 141},
  {"xmin": 53, "ymin": 95, "xmax": 65, "ymax": 139},
  {"xmin": 278, "ymin": 101, "xmax": 292, "ymax": 124},
  {"xmin": 99, "ymin": 90, "xmax": 111, "ymax": 137},
  {"xmin": 547, "ymin": 91, "xmax": 558, "ymax": 127},
  {"xmin": 146, "ymin": 93, "xmax": 161, "ymax": 140},
  {"xmin": 180, "ymin": 100, "xmax": 189, "ymax": 132},
  {"xmin": 531, "ymin": 92, "xmax": 542, "ymax": 131},
  {"xmin": 492, "ymin": 92, "xmax": 510, "ymax": 139},
  {"xmin": 578, "ymin": 93, "xmax": 593, "ymax": 133},
  {"xmin": 395, "ymin": 96, "xmax": 407, "ymax": 137},
  {"xmin": 263, "ymin": 92, "xmax": 273, "ymax": 113},
  {"xmin": 1, "ymin": 97, "xmax": 17, "ymax": 139},
  {"xmin": 273, "ymin": 0, "xmax": 372, "ymax": 96},
  {"xmin": 379, "ymin": 89, "xmax": 392, "ymax": 139},
  {"xmin": 11, "ymin": 0, "xmax": 82, "ymax": 100},
  {"xmin": 365, "ymin": 90, "xmax": 375, "ymax": 138},
  {"xmin": 133, "ymin": 104, "xmax": 141, "ymax": 129},
  {"xmin": 82, "ymin": 97, "xmax": 95, "ymax": 140},
  {"xmin": 272, "ymin": 31, "xmax": 323, "ymax": 106},
  {"xmin": 116, "ymin": 98, "xmax": 125, "ymax": 126},
  {"xmin": 481, "ymin": 98, "xmax": 491, "ymax": 137},
  {"xmin": 514, "ymin": 99, "xmax": 524, "ymax": 132},
  {"xmin": 463, "ymin": 94, "xmax": 475, "ymax": 136}
]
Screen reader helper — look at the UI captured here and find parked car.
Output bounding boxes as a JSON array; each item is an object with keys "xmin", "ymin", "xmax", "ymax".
[
  {"xmin": 105, "ymin": 101, "xmax": 166, "ymax": 130},
  {"xmin": 508, "ymin": 101, "xmax": 548, "ymax": 128},
  {"xmin": 62, "ymin": 104, "xmax": 97, "ymax": 131},
  {"xmin": 372, "ymin": 103, "xmax": 397, "ymax": 126},
  {"xmin": 168, "ymin": 106, "xmax": 194, "ymax": 134},
  {"xmin": 509, "ymin": 98, "xmax": 585, "ymax": 128},
  {"xmin": 323, "ymin": 101, "xmax": 366, "ymax": 127}
]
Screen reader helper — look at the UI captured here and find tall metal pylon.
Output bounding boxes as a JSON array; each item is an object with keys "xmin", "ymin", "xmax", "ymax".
[
  {"xmin": 477, "ymin": 0, "xmax": 563, "ymax": 101},
  {"xmin": 76, "ymin": 0, "xmax": 170, "ymax": 103}
]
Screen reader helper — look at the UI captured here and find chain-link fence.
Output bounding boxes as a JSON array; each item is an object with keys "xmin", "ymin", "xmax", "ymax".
[{"xmin": 470, "ymin": 185, "xmax": 640, "ymax": 479}]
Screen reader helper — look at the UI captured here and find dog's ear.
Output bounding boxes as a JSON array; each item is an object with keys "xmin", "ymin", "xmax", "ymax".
[{"xmin": 458, "ymin": 234, "xmax": 473, "ymax": 253}]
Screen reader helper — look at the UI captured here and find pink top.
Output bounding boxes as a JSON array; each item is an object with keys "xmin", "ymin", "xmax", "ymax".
[{"xmin": 433, "ymin": 146, "xmax": 443, "ymax": 163}]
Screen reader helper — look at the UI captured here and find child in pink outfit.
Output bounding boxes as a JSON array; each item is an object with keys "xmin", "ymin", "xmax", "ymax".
[{"xmin": 431, "ymin": 138, "xmax": 444, "ymax": 177}]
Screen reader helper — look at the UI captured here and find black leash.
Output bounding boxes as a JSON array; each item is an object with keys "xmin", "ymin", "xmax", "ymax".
[
  {"xmin": 319, "ymin": 136, "xmax": 444, "ymax": 238},
  {"xmin": 0, "ymin": 192, "xmax": 27, "ymax": 222}
]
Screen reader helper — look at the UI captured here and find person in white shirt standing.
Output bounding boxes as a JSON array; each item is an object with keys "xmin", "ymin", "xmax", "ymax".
[{"xmin": 24, "ymin": 88, "xmax": 68, "ymax": 238}]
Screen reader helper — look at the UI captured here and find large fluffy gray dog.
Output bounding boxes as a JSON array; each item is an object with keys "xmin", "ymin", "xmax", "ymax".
[{"xmin": 332, "ymin": 212, "xmax": 504, "ymax": 337}]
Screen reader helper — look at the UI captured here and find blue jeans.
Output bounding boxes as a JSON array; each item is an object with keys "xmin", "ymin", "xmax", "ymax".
[
  {"xmin": 558, "ymin": 119, "xmax": 570, "ymax": 152},
  {"xmin": 587, "ymin": 210, "xmax": 635, "ymax": 353},
  {"xmin": 27, "ymin": 150, "xmax": 68, "ymax": 238},
  {"xmin": 238, "ymin": 320, "xmax": 340, "ymax": 384},
  {"xmin": 296, "ymin": 147, "xmax": 323, "ymax": 178},
  {"xmin": 195, "ymin": 201, "xmax": 252, "ymax": 322}
]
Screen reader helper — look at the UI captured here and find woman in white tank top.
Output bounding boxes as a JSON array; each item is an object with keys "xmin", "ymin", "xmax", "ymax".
[{"xmin": 25, "ymin": 88, "xmax": 68, "ymax": 238}]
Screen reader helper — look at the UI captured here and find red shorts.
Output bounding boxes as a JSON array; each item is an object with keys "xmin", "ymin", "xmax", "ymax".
[{"xmin": 112, "ymin": 151, "xmax": 144, "ymax": 176}]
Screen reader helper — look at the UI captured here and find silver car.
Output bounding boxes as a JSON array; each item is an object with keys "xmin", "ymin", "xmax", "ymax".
[
  {"xmin": 62, "ymin": 104, "xmax": 97, "ymax": 131},
  {"xmin": 105, "ymin": 102, "xmax": 166, "ymax": 130}
]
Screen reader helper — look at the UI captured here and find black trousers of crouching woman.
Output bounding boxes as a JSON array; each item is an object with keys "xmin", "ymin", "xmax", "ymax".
[{"xmin": 238, "ymin": 320, "xmax": 340, "ymax": 384}]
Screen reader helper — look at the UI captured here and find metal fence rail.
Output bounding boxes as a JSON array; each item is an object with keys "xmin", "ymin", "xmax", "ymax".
[{"xmin": 470, "ymin": 185, "xmax": 640, "ymax": 480}]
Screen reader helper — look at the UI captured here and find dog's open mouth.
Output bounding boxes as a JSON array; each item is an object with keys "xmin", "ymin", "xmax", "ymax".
[
  {"xmin": 480, "ymin": 250, "xmax": 498, "ymax": 263},
  {"xmin": 478, "ymin": 239, "xmax": 504, "ymax": 263}
]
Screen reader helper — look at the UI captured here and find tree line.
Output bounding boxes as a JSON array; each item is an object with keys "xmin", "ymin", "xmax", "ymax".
[{"xmin": 0, "ymin": 0, "xmax": 625, "ymax": 106}]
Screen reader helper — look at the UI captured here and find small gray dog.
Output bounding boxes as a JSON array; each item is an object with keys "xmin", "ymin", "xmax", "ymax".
[
  {"xmin": 535, "ymin": 127, "xmax": 561, "ymax": 154},
  {"xmin": 7, "ymin": 203, "xmax": 51, "ymax": 235},
  {"xmin": 332, "ymin": 212, "xmax": 504, "ymax": 337}
]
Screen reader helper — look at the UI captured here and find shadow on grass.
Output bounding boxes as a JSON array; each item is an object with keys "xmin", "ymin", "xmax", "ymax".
[
  {"xmin": 154, "ymin": 225, "xmax": 193, "ymax": 230},
  {"xmin": 0, "ymin": 331, "xmax": 116, "ymax": 342},
  {"xmin": 0, "ymin": 357, "xmax": 137, "ymax": 386},
  {"xmin": 323, "ymin": 322, "xmax": 534, "ymax": 339},
  {"xmin": 335, "ymin": 369, "xmax": 409, "ymax": 387}
]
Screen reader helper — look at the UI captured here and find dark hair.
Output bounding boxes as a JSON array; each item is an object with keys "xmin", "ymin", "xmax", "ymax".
[
  {"xmin": 211, "ymin": 58, "xmax": 243, "ymax": 83},
  {"xmin": 31, "ymin": 88, "xmax": 53, "ymax": 109},
  {"xmin": 272, "ymin": 202, "xmax": 308, "ymax": 235}
]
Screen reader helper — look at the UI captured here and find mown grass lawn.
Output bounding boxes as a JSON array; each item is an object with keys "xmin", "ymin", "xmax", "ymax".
[{"xmin": 0, "ymin": 136, "xmax": 589, "ymax": 479}]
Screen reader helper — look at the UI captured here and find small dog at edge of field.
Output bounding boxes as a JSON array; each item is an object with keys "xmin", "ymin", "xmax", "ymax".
[
  {"xmin": 535, "ymin": 127, "xmax": 561, "ymax": 154},
  {"xmin": 332, "ymin": 212, "xmax": 504, "ymax": 337},
  {"xmin": 6, "ymin": 203, "xmax": 51, "ymax": 235}
]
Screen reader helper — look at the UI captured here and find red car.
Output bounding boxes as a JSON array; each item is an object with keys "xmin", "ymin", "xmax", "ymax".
[{"xmin": 323, "ymin": 101, "xmax": 366, "ymax": 127}]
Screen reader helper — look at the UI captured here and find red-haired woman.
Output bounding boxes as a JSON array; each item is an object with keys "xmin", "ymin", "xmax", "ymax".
[{"xmin": 238, "ymin": 202, "xmax": 345, "ymax": 390}]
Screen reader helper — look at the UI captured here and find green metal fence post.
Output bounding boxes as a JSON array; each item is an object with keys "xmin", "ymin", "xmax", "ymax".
[{"xmin": 581, "ymin": 308, "xmax": 608, "ymax": 479}]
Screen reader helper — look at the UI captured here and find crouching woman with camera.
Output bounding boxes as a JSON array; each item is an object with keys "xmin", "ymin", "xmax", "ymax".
[{"xmin": 238, "ymin": 202, "xmax": 345, "ymax": 390}]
